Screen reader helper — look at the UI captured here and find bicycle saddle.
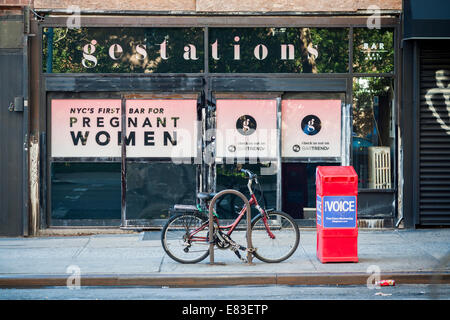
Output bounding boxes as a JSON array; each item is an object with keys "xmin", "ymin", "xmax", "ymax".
[{"xmin": 197, "ymin": 192, "xmax": 217, "ymax": 201}]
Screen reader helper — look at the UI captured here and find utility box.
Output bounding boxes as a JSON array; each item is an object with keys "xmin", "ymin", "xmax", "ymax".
[{"xmin": 316, "ymin": 166, "xmax": 358, "ymax": 263}]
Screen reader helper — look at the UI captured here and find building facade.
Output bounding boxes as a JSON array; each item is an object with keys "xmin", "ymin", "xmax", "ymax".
[{"xmin": 0, "ymin": 0, "xmax": 447, "ymax": 236}]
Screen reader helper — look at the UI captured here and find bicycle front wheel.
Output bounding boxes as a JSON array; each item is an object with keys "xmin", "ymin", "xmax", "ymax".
[
  {"xmin": 161, "ymin": 213, "xmax": 210, "ymax": 264},
  {"xmin": 250, "ymin": 211, "xmax": 300, "ymax": 263}
]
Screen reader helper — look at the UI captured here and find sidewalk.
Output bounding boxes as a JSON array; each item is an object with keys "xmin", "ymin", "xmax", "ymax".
[{"xmin": 0, "ymin": 229, "xmax": 449, "ymax": 287}]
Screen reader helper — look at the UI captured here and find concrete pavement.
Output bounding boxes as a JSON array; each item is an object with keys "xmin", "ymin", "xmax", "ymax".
[{"xmin": 0, "ymin": 229, "xmax": 449, "ymax": 288}]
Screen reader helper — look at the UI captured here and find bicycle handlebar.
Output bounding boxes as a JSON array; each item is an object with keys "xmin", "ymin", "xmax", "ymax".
[
  {"xmin": 240, "ymin": 168, "xmax": 266, "ymax": 209},
  {"xmin": 240, "ymin": 169, "xmax": 257, "ymax": 180}
]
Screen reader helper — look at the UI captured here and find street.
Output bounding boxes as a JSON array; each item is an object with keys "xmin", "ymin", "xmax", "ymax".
[{"xmin": 1, "ymin": 284, "xmax": 449, "ymax": 300}]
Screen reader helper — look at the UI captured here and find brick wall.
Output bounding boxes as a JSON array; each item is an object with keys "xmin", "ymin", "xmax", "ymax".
[
  {"xmin": 0, "ymin": 0, "xmax": 31, "ymax": 15},
  {"xmin": 195, "ymin": 0, "xmax": 402, "ymax": 12},
  {"xmin": 31, "ymin": 0, "xmax": 401, "ymax": 12},
  {"xmin": 33, "ymin": 0, "xmax": 196, "ymax": 11},
  {"xmin": 0, "ymin": 0, "xmax": 31, "ymax": 5},
  {"xmin": 1, "ymin": 0, "xmax": 401, "ymax": 16}
]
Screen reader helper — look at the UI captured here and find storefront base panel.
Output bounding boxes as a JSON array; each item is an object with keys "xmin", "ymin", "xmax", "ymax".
[{"xmin": 51, "ymin": 219, "xmax": 121, "ymax": 227}]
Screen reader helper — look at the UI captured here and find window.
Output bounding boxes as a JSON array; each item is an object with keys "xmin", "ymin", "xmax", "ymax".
[
  {"xmin": 216, "ymin": 163, "xmax": 277, "ymax": 219},
  {"xmin": 352, "ymin": 77, "xmax": 395, "ymax": 189},
  {"xmin": 43, "ymin": 27, "xmax": 204, "ymax": 73},
  {"xmin": 126, "ymin": 162, "xmax": 197, "ymax": 220},
  {"xmin": 209, "ymin": 27, "xmax": 349, "ymax": 73},
  {"xmin": 51, "ymin": 162, "xmax": 121, "ymax": 225},
  {"xmin": 353, "ymin": 28, "xmax": 394, "ymax": 74}
]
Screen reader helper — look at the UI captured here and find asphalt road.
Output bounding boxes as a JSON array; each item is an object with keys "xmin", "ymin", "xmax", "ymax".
[{"xmin": 1, "ymin": 284, "xmax": 449, "ymax": 300}]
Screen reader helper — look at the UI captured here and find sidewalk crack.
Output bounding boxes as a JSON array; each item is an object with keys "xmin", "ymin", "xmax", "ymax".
[
  {"xmin": 157, "ymin": 254, "xmax": 166, "ymax": 273},
  {"xmin": 300, "ymin": 241, "xmax": 318, "ymax": 271},
  {"xmin": 72, "ymin": 237, "xmax": 91, "ymax": 260}
]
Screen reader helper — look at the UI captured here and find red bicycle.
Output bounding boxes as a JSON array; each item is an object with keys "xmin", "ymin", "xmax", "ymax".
[{"xmin": 161, "ymin": 169, "xmax": 300, "ymax": 264}]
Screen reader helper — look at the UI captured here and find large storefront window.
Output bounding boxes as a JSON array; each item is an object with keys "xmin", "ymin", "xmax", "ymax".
[
  {"xmin": 352, "ymin": 77, "xmax": 395, "ymax": 189},
  {"xmin": 43, "ymin": 22, "xmax": 398, "ymax": 227}
]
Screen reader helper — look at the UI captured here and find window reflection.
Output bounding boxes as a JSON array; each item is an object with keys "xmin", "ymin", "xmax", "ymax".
[
  {"xmin": 126, "ymin": 162, "xmax": 197, "ymax": 220},
  {"xmin": 43, "ymin": 27, "xmax": 204, "ymax": 73},
  {"xmin": 209, "ymin": 27, "xmax": 349, "ymax": 73}
]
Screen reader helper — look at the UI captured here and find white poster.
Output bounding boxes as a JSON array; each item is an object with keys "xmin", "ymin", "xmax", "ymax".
[
  {"xmin": 282, "ymin": 99, "xmax": 341, "ymax": 158},
  {"xmin": 216, "ymin": 99, "xmax": 277, "ymax": 159}
]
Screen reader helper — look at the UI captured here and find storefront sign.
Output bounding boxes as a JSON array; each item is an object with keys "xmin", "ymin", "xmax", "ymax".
[
  {"xmin": 361, "ymin": 42, "xmax": 387, "ymax": 61},
  {"xmin": 281, "ymin": 99, "xmax": 341, "ymax": 158},
  {"xmin": 51, "ymin": 99, "xmax": 197, "ymax": 158},
  {"xmin": 215, "ymin": 99, "xmax": 277, "ymax": 159},
  {"xmin": 43, "ymin": 27, "xmax": 351, "ymax": 74}
]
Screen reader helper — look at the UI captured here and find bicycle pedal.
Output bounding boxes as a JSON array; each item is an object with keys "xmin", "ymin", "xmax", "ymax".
[{"xmin": 233, "ymin": 249, "xmax": 245, "ymax": 261}]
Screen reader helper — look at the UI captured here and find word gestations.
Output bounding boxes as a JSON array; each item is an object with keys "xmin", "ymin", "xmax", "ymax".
[{"xmin": 81, "ymin": 37, "xmax": 319, "ymax": 68}]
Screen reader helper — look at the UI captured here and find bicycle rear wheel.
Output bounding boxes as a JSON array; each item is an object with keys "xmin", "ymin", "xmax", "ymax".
[
  {"xmin": 250, "ymin": 211, "xmax": 300, "ymax": 263},
  {"xmin": 161, "ymin": 213, "xmax": 210, "ymax": 264}
]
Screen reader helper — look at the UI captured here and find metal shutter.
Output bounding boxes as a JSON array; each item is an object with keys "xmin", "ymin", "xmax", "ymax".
[{"xmin": 419, "ymin": 41, "xmax": 450, "ymax": 225}]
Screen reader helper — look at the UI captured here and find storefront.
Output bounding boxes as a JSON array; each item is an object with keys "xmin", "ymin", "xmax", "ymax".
[{"xmin": 35, "ymin": 15, "xmax": 400, "ymax": 229}]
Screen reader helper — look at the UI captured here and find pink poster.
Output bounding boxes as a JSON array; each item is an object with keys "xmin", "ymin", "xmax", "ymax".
[
  {"xmin": 51, "ymin": 99, "xmax": 198, "ymax": 159},
  {"xmin": 216, "ymin": 99, "xmax": 277, "ymax": 159},
  {"xmin": 51, "ymin": 99, "xmax": 122, "ymax": 158},
  {"xmin": 125, "ymin": 99, "xmax": 198, "ymax": 158},
  {"xmin": 281, "ymin": 99, "xmax": 341, "ymax": 158}
]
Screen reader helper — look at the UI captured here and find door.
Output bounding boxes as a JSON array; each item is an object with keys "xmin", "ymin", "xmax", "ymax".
[
  {"xmin": 122, "ymin": 94, "xmax": 201, "ymax": 227},
  {"xmin": 0, "ymin": 16, "xmax": 27, "ymax": 236},
  {"xmin": 281, "ymin": 93, "xmax": 346, "ymax": 224}
]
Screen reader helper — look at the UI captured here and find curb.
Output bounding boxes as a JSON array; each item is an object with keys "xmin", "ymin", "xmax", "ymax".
[{"xmin": 1, "ymin": 272, "xmax": 449, "ymax": 288}]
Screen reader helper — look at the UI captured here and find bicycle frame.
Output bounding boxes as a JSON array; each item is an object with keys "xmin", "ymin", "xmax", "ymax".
[{"xmin": 186, "ymin": 190, "xmax": 275, "ymax": 244}]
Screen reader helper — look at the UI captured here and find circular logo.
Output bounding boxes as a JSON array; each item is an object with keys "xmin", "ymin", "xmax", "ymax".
[
  {"xmin": 301, "ymin": 115, "xmax": 321, "ymax": 136},
  {"xmin": 228, "ymin": 145, "xmax": 236, "ymax": 152},
  {"xmin": 236, "ymin": 115, "xmax": 257, "ymax": 136},
  {"xmin": 292, "ymin": 144, "xmax": 300, "ymax": 152}
]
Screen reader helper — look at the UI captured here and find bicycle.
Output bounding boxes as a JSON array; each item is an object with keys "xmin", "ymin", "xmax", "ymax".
[{"xmin": 161, "ymin": 169, "xmax": 300, "ymax": 264}]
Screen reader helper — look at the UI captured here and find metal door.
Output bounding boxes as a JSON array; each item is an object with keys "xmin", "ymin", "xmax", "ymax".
[{"xmin": 0, "ymin": 15, "xmax": 28, "ymax": 236}]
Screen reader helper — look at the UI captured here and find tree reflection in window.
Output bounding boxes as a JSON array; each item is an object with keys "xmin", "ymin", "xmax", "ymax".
[
  {"xmin": 43, "ymin": 27, "xmax": 204, "ymax": 73},
  {"xmin": 209, "ymin": 27, "xmax": 348, "ymax": 73},
  {"xmin": 42, "ymin": 27, "xmax": 349, "ymax": 73},
  {"xmin": 353, "ymin": 28, "xmax": 394, "ymax": 74}
]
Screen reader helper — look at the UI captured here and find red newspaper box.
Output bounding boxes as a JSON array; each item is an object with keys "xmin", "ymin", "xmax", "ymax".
[{"xmin": 316, "ymin": 166, "xmax": 358, "ymax": 263}]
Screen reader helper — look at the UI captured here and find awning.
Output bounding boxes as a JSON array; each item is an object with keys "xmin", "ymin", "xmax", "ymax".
[{"xmin": 404, "ymin": 0, "xmax": 450, "ymax": 40}]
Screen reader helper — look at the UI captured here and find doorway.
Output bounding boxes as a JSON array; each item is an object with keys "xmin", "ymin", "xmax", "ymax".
[{"xmin": 280, "ymin": 92, "xmax": 346, "ymax": 223}]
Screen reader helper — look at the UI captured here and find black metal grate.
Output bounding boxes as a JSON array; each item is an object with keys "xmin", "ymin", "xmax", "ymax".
[{"xmin": 418, "ymin": 41, "xmax": 450, "ymax": 225}]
